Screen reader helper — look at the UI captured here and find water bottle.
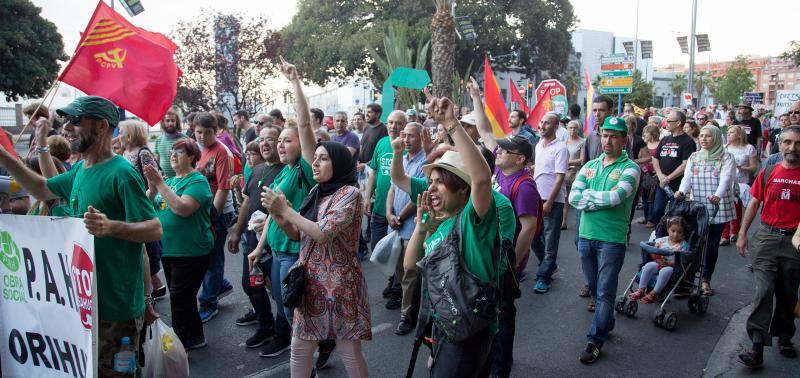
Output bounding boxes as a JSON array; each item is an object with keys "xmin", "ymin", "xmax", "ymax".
[
  {"xmin": 112, "ymin": 337, "xmax": 136, "ymax": 373},
  {"xmin": 249, "ymin": 265, "xmax": 264, "ymax": 287}
]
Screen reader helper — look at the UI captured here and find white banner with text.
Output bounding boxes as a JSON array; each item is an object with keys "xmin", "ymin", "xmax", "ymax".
[{"xmin": 0, "ymin": 215, "xmax": 96, "ymax": 377}]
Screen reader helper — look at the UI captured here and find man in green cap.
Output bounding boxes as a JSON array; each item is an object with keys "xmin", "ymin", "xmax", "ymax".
[
  {"xmin": 0, "ymin": 95, "xmax": 163, "ymax": 376},
  {"xmin": 569, "ymin": 116, "xmax": 641, "ymax": 364}
]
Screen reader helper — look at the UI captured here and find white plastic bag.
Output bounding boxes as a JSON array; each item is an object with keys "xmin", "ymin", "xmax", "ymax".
[
  {"xmin": 370, "ymin": 230, "xmax": 403, "ymax": 277},
  {"xmin": 142, "ymin": 319, "xmax": 189, "ymax": 378}
]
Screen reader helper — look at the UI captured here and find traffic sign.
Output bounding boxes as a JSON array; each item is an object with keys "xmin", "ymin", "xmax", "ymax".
[
  {"xmin": 682, "ymin": 92, "xmax": 693, "ymax": 106},
  {"xmin": 599, "ymin": 54, "xmax": 634, "ymax": 95},
  {"xmin": 534, "ymin": 79, "xmax": 568, "ymax": 115}
]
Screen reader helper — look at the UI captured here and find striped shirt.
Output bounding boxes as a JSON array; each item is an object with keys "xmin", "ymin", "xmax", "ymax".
[
  {"xmin": 569, "ymin": 151, "xmax": 641, "ymax": 244},
  {"xmin": 154, "ymin": 132, "xmax": 186, "ymax": 178}
]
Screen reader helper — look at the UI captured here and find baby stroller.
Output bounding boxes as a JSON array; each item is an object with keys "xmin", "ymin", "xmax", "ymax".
[{"xmin": 615, "ymin": 192, "xmax": 718, "ymax": 331}]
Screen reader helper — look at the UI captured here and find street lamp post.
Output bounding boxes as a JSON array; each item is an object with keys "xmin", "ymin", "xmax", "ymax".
[{"xmin": 688, "ymin": 0, "xmax": 697, "ymax": 106}]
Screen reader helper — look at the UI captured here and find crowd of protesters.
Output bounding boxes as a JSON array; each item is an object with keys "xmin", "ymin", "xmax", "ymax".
[{"xmin": 1, "ymin": 59, "xmax": 799, "ymax": 376}]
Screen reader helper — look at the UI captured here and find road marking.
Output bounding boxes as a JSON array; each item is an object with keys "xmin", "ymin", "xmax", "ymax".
[{"xmin": 245, "ymin": 322, "xmax": 394, "ymax": 377}]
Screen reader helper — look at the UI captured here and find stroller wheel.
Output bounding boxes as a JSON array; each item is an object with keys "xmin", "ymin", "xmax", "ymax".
[
  {"xmin": 625, "ymin": 300, "xmax": 638, "ymax": 318},
  {"xmin": 688, "ymin": 295, "xmax": 699, "ymax": 313},
  {"xmin": 653, "ymin": 309, "xmax": 665, "ymax": 327},
  {"xmin": 615, "ymin": 296, "xmax": 627, "ymax": 314},
  {"xmin": 663, "ymin": 312, "xmax": 678, "ymax": 331},
  {"xmin": 697, "ymin": 295, "xmax": 710, "ymax": 314}
]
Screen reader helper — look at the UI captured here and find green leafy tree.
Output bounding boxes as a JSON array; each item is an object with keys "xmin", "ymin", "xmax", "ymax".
[
  {"xmin": 670, "ymin": 73, "xmax": 687, "ymax": 99},
  {"xmin": 280, "ymin": 0, "xmax": 576, "ymax": 89},
  {"xmin": 0, "ymin": 0, "xmax": 66, "ymax": 101},
  {"xmin": 622, "ymin": 70, "xmax": 654, "ymax": 108},
  {"xmin": 171, "ymin": 12, "xmax": 281, "ymax": 117},
  {"xmin": 709, "ymin": 55, "xmax": 755, "ymax": 105},
  {"xmin": 780, "ymin": 41, "xmax": 800, "ymax": 66},
  {"xmin": 364, "ymin": 24, "xmax": 429, "ymax": 110}
]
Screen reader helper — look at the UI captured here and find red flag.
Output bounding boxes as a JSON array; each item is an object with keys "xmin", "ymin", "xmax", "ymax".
[
  {"xmin": 508, "ymin": 78, "xmax": 529, "ymax": 114},
  {"xmin": 527, "ymin": 87, "xmax": 554, "ymax": 129},
  {"xmin": 483, "ymin": 56, "xmax": 511, "ymax": 137},
  {"xmin": 59, "ymin": 1, "xmax": 181, "ymax": 125}
]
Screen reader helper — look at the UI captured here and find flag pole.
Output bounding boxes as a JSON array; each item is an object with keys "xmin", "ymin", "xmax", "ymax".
[{"xmin": 12, "ymin": 80, "xmax": 62, "ymax": 148}]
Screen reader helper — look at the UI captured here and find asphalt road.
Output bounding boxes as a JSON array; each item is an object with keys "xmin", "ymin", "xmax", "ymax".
[{"xmin": 142, "ymin": 207, "xmax": 800, "ymax": 378}]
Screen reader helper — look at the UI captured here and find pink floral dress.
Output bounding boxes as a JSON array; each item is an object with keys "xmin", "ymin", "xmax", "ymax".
[{"xmin": 293, "ymin": 185, "xmax": 371, "ymax": 341}]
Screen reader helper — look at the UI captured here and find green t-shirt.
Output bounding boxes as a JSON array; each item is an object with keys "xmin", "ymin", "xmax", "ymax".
[
  {"xmin": 243, "ymin": 162, "xmax": 253, "ymax": 188},
  {"xmin": 154, "ymin": 133, "xmax": 186, "ymax": 178},
  {"xmin": 46, "ymin": 155, "xmax": 156, "ymax": 322},
  {"xmin": 266, "ymin": 158, "xmax": 313, "ymax": 253},
  {"xmin": 409, "ymin": 176, "xmax": 513, "ymax": 334},
  {"xmin": 154, "ymin": 171, "xmax": 213, "ymax": 257},
  {"xmin": 409, "ymin": 177, "xmax": 516, "ymax": 241},
  {"xmin": 368, "ymin": 136, "xmax": 394, "ymax": 216}
]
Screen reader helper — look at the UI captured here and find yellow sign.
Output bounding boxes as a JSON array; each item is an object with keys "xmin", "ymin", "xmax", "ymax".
[
  {"xmin": 93, "ymin": 48, "xmax": 127, "ymax": 69},
  {"xmin": 601, "ymin": 77, "xmax": 633, "ymax": 87}
]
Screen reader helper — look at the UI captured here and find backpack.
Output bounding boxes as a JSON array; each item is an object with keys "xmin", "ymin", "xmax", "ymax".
[
  {"xmin": 510, "ymin": 174, "xmax": 544, "ymax": 239},
  {"xmin": 415, "ymin": 212, "xmax": 501, "ymax": 343}
]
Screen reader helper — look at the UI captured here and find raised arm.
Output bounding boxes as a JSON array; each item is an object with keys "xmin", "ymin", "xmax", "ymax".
[
  {"xmin": 389, "ymin": 136, "xmax": 411, "ymax": 193},
  {"xmin": 280, "ymin": 56, "xmax": 316, "ymax": 164},
  {"xmin": 467, "ymin": 77, "xmax": 497, "ymax": 151},
  {"xmin": 431, "ymin": 96, "xmax": 492, "ymax": 217},
  {"xmin": 34, "ymin": 118, "xmax": 59, "ymax": 178}
]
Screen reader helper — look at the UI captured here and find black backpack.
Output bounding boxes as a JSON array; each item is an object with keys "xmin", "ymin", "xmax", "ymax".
[{"xmin": 415, "ymin": 212, "xmax": 502, "ymax": 342}]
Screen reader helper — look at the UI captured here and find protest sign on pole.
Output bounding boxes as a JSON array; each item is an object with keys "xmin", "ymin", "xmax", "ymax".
[
  {"xmin": 774, "ymin": 90, "xmax": 800, "ymax": 116},
  {"xmin": 0, "ymin": 215, "xmax": 97, "ymax": 378}
]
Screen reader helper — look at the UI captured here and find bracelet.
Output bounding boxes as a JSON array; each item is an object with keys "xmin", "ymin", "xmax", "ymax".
[
  {"xmin": 444, "ymin": 120, "xmax": 459, "ymax": 134},
  {"xmin": 37, "ymin": 146, "xmax": 50, "ymax": 153},
  {"xmin": 144, "ymin": 295, "xmax": 154, "ymax": 306}
]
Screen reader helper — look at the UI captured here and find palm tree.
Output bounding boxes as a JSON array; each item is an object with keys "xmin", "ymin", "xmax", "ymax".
[
  {"xmin": 670, "ymin": 73, "xmax": 687, "ymax": 104},
  {"xmin": 431, "ymin": 0, "xmax": 455, "ymax": 97},
  {"xmin": 364, "ymin": 24, "xmax": 430, "ymax": 110},
  {"xmin": 694, "ymin": 71, "xmax": 708, "ymax": 106}
]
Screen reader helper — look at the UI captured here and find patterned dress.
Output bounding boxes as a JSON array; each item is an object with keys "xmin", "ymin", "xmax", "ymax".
[
  {"xmin": 293, "ymin": 185, "xmax": 371, "ymax": 341},
  {"xmin": 680, "ymin": 152, "xmax": 736, "ymax": 224}
]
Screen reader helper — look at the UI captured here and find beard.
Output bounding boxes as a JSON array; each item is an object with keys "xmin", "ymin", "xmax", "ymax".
[
  {"xmin": 71, "ymin": 132, "xmax": 98, "ymax": 153},
  {"xmin": 784, "ymin": 151, "xmax": 799, "ymax": 164}
]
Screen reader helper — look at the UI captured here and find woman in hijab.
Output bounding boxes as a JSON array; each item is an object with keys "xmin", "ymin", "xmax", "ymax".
[
  {"xmin": 260, "ymin": 141, "xmax": 369, "ymax": 377},
  {"xmin": 674, "ymin": 125, "xmax": 735, "ymax": 296}
]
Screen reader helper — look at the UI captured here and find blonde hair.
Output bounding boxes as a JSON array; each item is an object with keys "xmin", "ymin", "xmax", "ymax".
[
  {"xmin": 643, "ymin": 124, "xmax": 660, "ymax": 143},
  {"xmin": 727, "ymin": 125, "xmax": 747, "ymax": 146},
  {"xmin": 118, "ymin": 119, "xmax": 149, "ymax": 147}
]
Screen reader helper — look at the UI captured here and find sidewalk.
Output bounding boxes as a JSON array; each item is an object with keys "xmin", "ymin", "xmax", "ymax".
[{"xmin": 704, "ymin": 304, "xmax": 800, "ymax": 377}]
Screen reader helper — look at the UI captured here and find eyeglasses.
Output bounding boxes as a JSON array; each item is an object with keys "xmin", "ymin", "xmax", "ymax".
[
  {"xmin": 169, "ymin": 149, "xmax": 187, "ymax": 157},
  {"xmin": 498, "ymin": 148, "xmax": 523, "ymax": 156},
  {"xmin": 666, "ymin": 119, "xmax": 681, "ymax": 124},
  {"xmin": 257, "ymin": 137, "xmax": 277, "ymax": 143},
  {"xmin": 788, "ymin": 111, "xmax": 800, "ymax": 116}
]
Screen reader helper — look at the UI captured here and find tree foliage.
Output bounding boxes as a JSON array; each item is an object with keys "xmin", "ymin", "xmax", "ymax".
[
  {"xmin": 622, "ymin": 70, "xmax": 654, "ymax": 108},
  {"xmin": 280, "ymin": 0, "xmax": 576, "ymax": 88},
  {"xmin": 670, "ymin": 73, "xmax": 687, "ymax": 99},
  {"xmin": 709, "ymin": 55, "xmax": 754, "ymax": 105},
  {"xmin": 364, "ymin": 24, "xmax": 429, "ymax": 110},
  {"xmin": 780, "ymin": 41, "xmax": 800, "ymax": 66},
  {"xmin": 170, "ymin": 12, "xmax": 281, "ymax": 116},
  {"xmin": 0, "ymin": 0, "xmax": 66, "ymax": 101}
]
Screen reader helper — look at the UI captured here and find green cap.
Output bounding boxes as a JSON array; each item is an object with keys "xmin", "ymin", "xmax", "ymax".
[
  {"xmin": 56, "ymin": 96, "xmax": 120, "ymax": 128},
  {"xmin": 601, "ymin": 117, "xmax": 627, "ymax": 133}
]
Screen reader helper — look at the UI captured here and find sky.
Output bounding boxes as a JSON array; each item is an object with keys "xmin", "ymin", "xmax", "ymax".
[{"xmin": 33, "ymin": 0, "xmax": 798, "ymax": 70}]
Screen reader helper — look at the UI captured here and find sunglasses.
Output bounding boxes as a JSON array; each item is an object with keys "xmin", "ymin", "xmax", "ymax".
[
  {"xmin": 788, "ymin": 111, "xmax": 800, "ymax": 116},
  {"xmin": 67, "ymin": 115, "xmax": 101, "ymax": 126},
  {"xmin": 169, "ymin": 149, "xmax": 187, "ymax": 157}
]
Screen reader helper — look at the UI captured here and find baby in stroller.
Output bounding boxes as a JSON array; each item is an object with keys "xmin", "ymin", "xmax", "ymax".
[{"xmin": 629, "ymin": 216, "xmax": 690, "ymax": 303}]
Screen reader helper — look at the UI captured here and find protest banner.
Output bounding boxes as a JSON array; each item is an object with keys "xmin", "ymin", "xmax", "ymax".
[
  {"xmin": 0, "ymin": 215, "xmax": 97, "ymax": 378},
  {"xmin": 774, "ymin": 90, "xmax": 800, "ymax": 116}
]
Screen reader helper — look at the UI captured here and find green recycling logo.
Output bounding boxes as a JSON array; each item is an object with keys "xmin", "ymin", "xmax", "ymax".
[{"xmin": 0, "ymin": 230, "xmax": 21, "ymax": 272}]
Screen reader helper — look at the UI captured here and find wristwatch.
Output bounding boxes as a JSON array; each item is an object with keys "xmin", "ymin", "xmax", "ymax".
[{"xmin": 37, "ymin": 146, "xmax": 50, "ymax": 153}]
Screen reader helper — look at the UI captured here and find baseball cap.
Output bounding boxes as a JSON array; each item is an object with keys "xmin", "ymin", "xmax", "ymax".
[
  {"xmin": 422, "ymin": 150, "xmax": 471, "ymax": 185},
  {"xmin": 405, "ymin": 108, "xmax": 418, "ymax": 117},
  {"xmin": 601, "ymin": 117, "xmax": 627, "ymax": 133},
  {"xmin": 459, "ymin": 112, "xmax": 477, "ymax": 126},
  {"xmin": 496, "ymin": 135, "xmax": 533, "ymax": 161},
  {"xmin": 57, "ymin": 96, "xmax": 120, "ymax": 128}
]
